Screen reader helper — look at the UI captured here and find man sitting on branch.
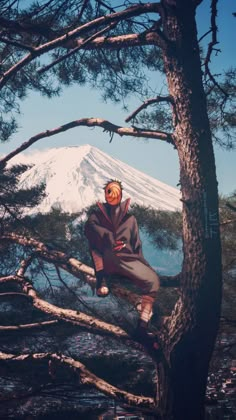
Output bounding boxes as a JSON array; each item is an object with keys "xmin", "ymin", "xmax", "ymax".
[{"xmin": 84, "ymin": 179, "xmax": 160, "ymax": 330}]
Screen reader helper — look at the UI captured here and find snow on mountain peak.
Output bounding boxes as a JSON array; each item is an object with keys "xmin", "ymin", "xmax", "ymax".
[{"xmin": 13, "ymin": 144, "xmax": 181, "ymax": 214}]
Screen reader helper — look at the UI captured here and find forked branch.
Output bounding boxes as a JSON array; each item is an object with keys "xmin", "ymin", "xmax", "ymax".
[
  {"xmin": 0, "ymin": 272, "xmax": 129, "ymax": 339},
  {"xmin": 0, "ymin": 351, "xmax": 156, "ymax": 410},
  {"xmin": 0, "ymin": 2, "xmax": 162, "ymax": 89}
]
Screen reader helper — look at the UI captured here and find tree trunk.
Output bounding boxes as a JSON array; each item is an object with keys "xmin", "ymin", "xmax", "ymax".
[{"xmin": 156, "ymin": 2, "xmax": 222, "ymax": 419}]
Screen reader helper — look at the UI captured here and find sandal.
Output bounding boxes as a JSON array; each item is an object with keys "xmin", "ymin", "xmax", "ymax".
[{"xmin": 96, "ymin": 271, "xmax": 109, "ymax": 297}]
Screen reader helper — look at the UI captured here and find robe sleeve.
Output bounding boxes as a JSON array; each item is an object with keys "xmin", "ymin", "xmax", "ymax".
[
  {"xmin": 84, "ymin": 213, "xmax": 115, "ymax": 254},
  {"xmin": 131, "ymin": 216, "xmax": 144, "ymax": 258}
]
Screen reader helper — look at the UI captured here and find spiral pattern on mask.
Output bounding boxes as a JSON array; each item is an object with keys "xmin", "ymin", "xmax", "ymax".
[{"xmin": 105, "ymin": 181, "xmax": 122, "ymax": 205}]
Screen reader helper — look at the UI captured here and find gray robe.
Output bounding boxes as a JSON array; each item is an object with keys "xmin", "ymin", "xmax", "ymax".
[{"xmin": 84, "ymin": 199, "xmax": 159, "ymax": 296}]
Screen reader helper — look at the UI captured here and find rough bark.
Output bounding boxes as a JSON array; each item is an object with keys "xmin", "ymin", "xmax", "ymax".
[{"xmin": 156, "ymin": 2, "xmax": 222, "ymax": 419}]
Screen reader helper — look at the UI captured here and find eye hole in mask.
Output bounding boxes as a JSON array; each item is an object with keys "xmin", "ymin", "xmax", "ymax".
[{"xmin": 105, "ymin": 182, "xmax": 122, "ymax": 205}]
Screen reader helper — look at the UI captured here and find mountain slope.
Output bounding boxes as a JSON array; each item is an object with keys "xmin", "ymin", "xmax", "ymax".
[{"xmin": 14, "ymin": 144, "xmax": 181, "ymax": 213}]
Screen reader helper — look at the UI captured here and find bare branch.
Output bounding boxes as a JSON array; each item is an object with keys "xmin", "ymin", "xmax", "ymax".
[
  {"xmin": 204, "ymin": 0, "xmax": 218, "ymax": 71},
  {"xmin": 204, "ymin": 0, "xmax": 228, "ymax": 97},
  {"xmin": 0, "ymin": 117, "xmax": 173, "ymax": 167},
  {"xmin": 0, "ymin": 275, "xmax": 20, "ymax": 284},
  {"xmin": 17, "ymin": 255, "xmax": 34, "ymax": 277},
  {"xmin": 0, "ymin": 351, "xmax": 156, "ymax": 410},
  {"xmin": 70, "ymin": 30, "xmax": 162, "ymax": 50},
  {"xmin": 125, "ymin": 95, "xmax": 175, "ymax": 123},
  {"xmin": 0, "ymin": 292, "xmax": 31, "ymax": 300},
  {"xmin": 0, "ymin": 320, "xmax": 58, "ymax": 332},
  {"xmin": 198, "ymin": 29, "xmax": 212, "ymax": 43}
]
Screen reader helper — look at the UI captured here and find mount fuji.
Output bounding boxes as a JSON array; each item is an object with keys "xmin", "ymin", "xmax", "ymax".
[{"xmin": 12, "ymin": 144, "xmax": 181, "ymax": 214}]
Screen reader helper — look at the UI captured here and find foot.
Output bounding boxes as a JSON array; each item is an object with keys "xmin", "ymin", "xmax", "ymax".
[
  {"xmin": 96, "ymin": 285, "xmax": 109, "ymax": 297},
  {"xmin": 96, "ymin": 271, "xmax": 109, "ymax": 297}
]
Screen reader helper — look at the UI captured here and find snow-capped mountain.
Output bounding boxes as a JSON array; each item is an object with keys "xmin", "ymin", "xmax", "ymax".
[{"xmin": 11, "ymin": 144, "xmax": 181, "ymax": 213}]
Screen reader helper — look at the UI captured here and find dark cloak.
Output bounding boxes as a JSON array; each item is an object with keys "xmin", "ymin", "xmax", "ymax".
[{"xmin": 84, "ymin": 199, "xmax": 159, "ymax": 296}]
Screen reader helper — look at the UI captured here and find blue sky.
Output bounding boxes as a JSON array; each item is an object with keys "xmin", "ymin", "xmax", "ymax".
[{"xmin": 2, "ymin": 0, "xmax": 235, "ymax": 196}]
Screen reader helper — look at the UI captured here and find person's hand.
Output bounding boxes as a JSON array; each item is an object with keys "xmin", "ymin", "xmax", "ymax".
[{"xmin": 113, "ymin": 240, "xmax": 126, "ymax": 252}]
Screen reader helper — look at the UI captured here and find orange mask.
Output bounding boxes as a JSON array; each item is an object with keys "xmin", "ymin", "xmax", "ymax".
[{"xmin": 105, "ymin": 181, "xmax": 122, "ymax": 206}]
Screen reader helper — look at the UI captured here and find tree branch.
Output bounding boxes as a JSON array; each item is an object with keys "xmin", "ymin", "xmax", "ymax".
[
  {"xmin": 204, "ymin": 0, "xmax": 218, "ymax": 71},
  {"xmin": 0, "ymin": 292, "xmax": 32, "ymax": 300},
  {"xmin": 69, "ymin": 29, "xmax": 165, "ymax": 50},
  {"xmin": 0, "ymin": 117, "xmax": 173, "ymax": 168},
  {"xmin": 1, "ymin": 233, "xmax": 95, "ymax": 277},
  {"xmin": 17, "ymin": 255, "xmax": 34, "ymax": 277},
  {"xmin": 0, "ymin": 238, "xmax": 142, "ymax": 312},
  {"xmin": 38, "ymin": 21, "xmax": 118, "ymax": 75},
  {"xmin": 0, "ymin": 351, "xmax": 156, "ymax": 410},
  {"xmin": 0, "ymin": 275, "xmax": 20, "ymax": 284},
  {"xmin": 125, "ymin": 95, "xmax": 175, "ymax": 123},
  {"xmin": 0, "ymin": 270, "xmax": 164, "ymax": 362},
  {"xmin": 204, "ymin": 0, "xmax": 228, "ymax": 97},
  {"xmin": 0, "ymin": 3, "xmax": 162, "ymax": 89},
  {"xmin": 0, "ymin": 320, "xmax": 58, "ymax": 332},
  {"xmin": 0, "ymin": 270, "xmax": 129, "ymax": 339}
]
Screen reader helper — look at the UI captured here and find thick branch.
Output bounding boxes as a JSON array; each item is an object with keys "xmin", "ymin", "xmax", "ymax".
[
  {"xmin": 0, "ymin": 3, "xmax": 161, "ymax": 40},
  {"xmin": 38, "ymin": 21, "xmax": 118, "ymax": 74},
  {"xmin": 0, "ymin": 237, "xmax": 142, "ymax": 312},
  {"xmin": 17, "ymin": 255, "xmax": 34, "ymax": 277},
  {"xmin": 1, "ymin": 234, "xmax": 180, "ymax": 298},
  {"xmin": 2, "ymin": 233, "xmax": 95, "ymax": 277},
  {"xmin": 0, "ymin": 351, "xmax": 156, "ymax": 410},
  {"xmin": 0, "ymin": 3, "xmax": 162, "ymax": 88},
  {"xmin": 68, "ymin": 30, "xmax": 163, "ymax": 50},
  {"xmin": 0, "ymin": 275, "xmax": 20, "ymax": 284},
  {"xmin": 0, "ymin": 270, "xmax": 128, "ymax": 339},
  {"xmin": 0, "ymin": 118, "xmax": 173, "ymax": 167}
]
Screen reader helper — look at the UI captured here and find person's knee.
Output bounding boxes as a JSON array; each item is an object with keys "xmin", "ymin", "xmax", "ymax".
[{"xmin": 144, "ymin": 273, "xmax": 160, "ymax": 296}]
